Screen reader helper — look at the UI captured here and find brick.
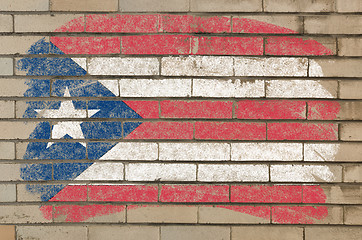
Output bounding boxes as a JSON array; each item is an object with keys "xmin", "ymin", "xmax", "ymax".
[
  {"xmin": 265, "ymin": 37, "xmax": 335, "ymax": 56},
  {"xmin": 270, "ymin": 165, "xmax": 342, "ymax": 182},
  {"xmin": 272, "ymin": 206, "xmax": 343, "ymax": 224},
  {"xmin": 89, "ymin": 58, "xmax": 159, "ymax": 75},
  {"xmin": 51, "ymin": 37, "xmax": 120, "ymax": 54},
  {"xmin": 303, "ymin": 185, "xmax": 362, "ymax": 204},
  {"xmin": 98, "ymin": 142, "xmax": 158, "ymax": 160},
  {"xmin": 338, "ymin": 38, "xmax": 362, "ymax": 56},
  {"xmin": 160, "ymin": 185, "xmax": 229, "ymax": 202},
  {"xmin": 266, "ymin": 80, "xmax": 337, "ymax": 98},
  {"xmin": 15, "ymin": 15, "xmax": 84, "ymax": 32},
  {"xmin": 50, "ymin": 0, "xmax": 118, "ymax": 11},
  {"xmin": 233, "ymin": 15, "xmax": 302, "ymax": 33},
  {"xmin": 232, "ymin": 185, "xmax": 302, "ymax": 203},
  {"xmin": 344, "ymin": 165, "xmax": 362, "ymax": 182},
  {"xmin": 89, "ymin": 185, "xmax": 157, "ymax": 202},
  {"xmin": 89, "ymin": 226, "xmax": 159, "ymax": 240},
  {"xmin": 0, "ymin": 225, "xmax": 15, "ymax": 240},
  {"xmin": 305, "ymin": 143, "xmax": 362, "ymax": 162},
  {"xmin": 0, "ymin": 184, "xmax": 16, "ymax": 202},
  {"xmin": 0, "ymin": 79, "xmax": 49, "ymax": 97},
  {"xmin": 231, "ymin": 143, "xmax": 303, "ymax": 161},
  {"xmin": 0, "ymin": 58, "xmax": 13, "ymax": 76},
  {"xmin": 0, "ymin": 122, "xmax": 44, "ymax": 139},
  {"xmin": 17, "ymin": 226, "xmax": 87, "ymax": 240},
  {"xmin": 0, "ymin": 15, "xmax": 13, "ymax": 32},
  {"xmin": 190, "ymin": 0, "xmax": 262, "ymax": 12},
  {"xmin": 341, "ymin": 123, "xmax": 362, "ymax": 141},
  {"xmin": 86, "ymin": 14, "xmax": 158, "ymax": 33},
  {"xmin": 0, "ymin": 36, "xmax": 48, "ymax": 54},
  {"xmin": 199, "ymin": 206, "xmax": 270, "ymax": 224},
  {"xmin": 340, "ymin": 81, "xmax": 362, "ymax": 99},
  {"xmin": 268, "ymin": 123, "xmax": 338, "ymax": 141},
  {"xmin": 193, "ymin": 36, "xmax": 263, "ymax": 55},
  {"xmin": 0, "ymin": 0, "xmax": 49, "ymax": 11},
  {"xmin": 337, "ymin": 0, "xmax": 362, "ymax": 12},
  {"xmin": 74, "ymin": 163, "xmax": 124, "ymax": 181},
  {"xmin": 196, "ymin": 122, "xmax": 266, "ymax": 140},
  {"xmin": 345, "ymin": 206, "xmax": 362, "ymax": 224},
  {"xmin": 198, "ymin": 164, "xmax": 269, "ymax": 182},
  {"xmin": 0, "ymin": 101, "xmax": 14, "ymax": 118},
  {"xmin": 237, "ymin": 100, "xmax": 306, "ymax": 119},
  {"xmin": 50, "ymin": 185, "xmax": 87, "ymax": 202},
  {"xmin": 159, "ymin": 143, "xmax": 230, "ymax": 161},
  {"xmin": 264, "ymin": 0, "xmax": 335, "ymax": 12},
  {"xmin": 310, "ymin": 59, "xmax": 362, "ymax": 77},
  {"xmin": 127, "ymin": 205, "xmax": 197, "ymax": 223},
  {"xmin": 120, "ymin": 79, "xmax": 191, "ymax": 97},
  {"xmin": 305, "ymin": 16, "xmax": 362, "ymax": 34},
  {"xmin": 309, "ymin": 101, "xmax": 362, "ymax": 120},
  {"xmin": 234, "ymin": 57, "xmax": 308, "ymax": 77},
  {"xmin": 161, "ymin": 101, "xmax": 232, "ymax": 119},
  {"xmin": 232, "ymin": 226, "xmax": 303, "ymax": 240},
  {"xmin": 125, "ymin": 122, "xmax": 193, "ymax": 140},
  {"xmin": 0, "ymin": 205, "xmax": 51, "ymax": 223},
  {"xmin": 120, "ymin": 0, "xmax": 189, "ymax": 12},
  {"xmin": 162, "ymin": 56, "xmax": 233, "ymax": 76},
  {"xmin": 0, "ymin": 142, "xmax": 15, "ymax": 160},
  {"xmin": 122, "ymin": 35, "xmax": 190, "ymax": 55},
  {"xmin": 126, "ymin": 163, "xmax": 196, "ymax": 181},
  {"xmin": 305, "ymin": 227, "xmax": 362, "ymax": 240},
  {"xmin": 54, "ymin": 205, "xmax": 125, "ymax": 223},
  {"xmin": 193, "ymin": 79, "xmax": 264, "ymax": 98},
  {"xmin": 0, "ymin": 164, "xmax": 20, "ymax": 181},
  {"xmin": 161, "ymin": 226, "xmax": 230, "ymax": 240}
]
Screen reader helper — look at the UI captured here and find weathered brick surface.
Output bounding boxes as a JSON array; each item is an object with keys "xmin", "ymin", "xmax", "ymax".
[
  {"xmin": 0, "ymin": 0, "xmax": 361, "ymax": 238},
  {"xmin": 338, "ymin": 38, "xmax": 362, "ymax": 56},
  {"xmin": 190, "ymin": 0, "xmax": 262, "ymax": 12},
  {"xmin": 89, "ymin": 226, "xmax": 159, "ymax": 240},
  {"xmin": 232, "ymin": 226, "xmax": 303, "ymax": 240},
  {"xmin": 305, "ymin": 16, "xmax": 362, "ymax": 34},
  {"xmin": 264, "ymin": 0, "xmax": 335, "ymax": 12},
  {"xmin": 50, "ymin": 0, "xmax": 118, "ymax": 11},
  {"xmin": 17, "ymin": 226, "xmax": 87, "ymax": 240},
  {"xmin": 305, "ymin": 227, "xmax": 362, "ymax": 240}
]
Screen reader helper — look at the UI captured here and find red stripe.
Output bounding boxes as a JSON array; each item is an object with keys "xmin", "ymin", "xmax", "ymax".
[
  {"xmin": 159, "ymin": 15, "xmax": 231, "ymax": 33},
  {"xmin": 51, "ymin": 37, "xmax": 120, "ymax": 54},
  {"xmin": 232, "ymin": 17, "xmax": 297, "ymax": 34},
  {"xmin": 268, "ymin": 123, "xmax": 338, "ymax": 140},
  {"xmin": 194, "ymin": 36, "xmax": 263, "ymax": 55},
  {"xmin": 160, "ymin": 185, "xmax": 229, "ymax": 203},
  {"xmin": 195, "ymin": 122, "xmax": 266, "ymax": 140},
  {"xmin": 307, "ymin": 101, "xmax": 341, "ymax": 120},
  {"xmin": 160, "ymin": 100, "xmax": 233, "ymax": 119},
  {"xmin": 236, "ymin": 100, "xmax": 306, "ymax": 119},
  {"xmin": 49, "ymin": 185, "xmax": 87, "ymax": 202},
  {"xmin": 88, "ymin": 185, "xmax": 158, "ymax": 202},
  {"xmin": 302, "ymin": 185, "xmax": 327, "ymax": 203},
  {"xmin": 54, "ymin": 17, "xmax": 85, "ymax": 32},
  {"xmin": 266, "ymin": 37, "xmax": 334, "ymax": 56},
  {"xmin": 231, "ymin": 185, "xmax": 302, "ymax": 203},
  {"xmin": 123, "ymin": 101, "xmax": 159, "ymax": 119},
  {"xmin": 86, "ymin": 14, "xmax": 158, "ymax": 33},
  {"xmin": 125, "ymin": 122, "xmax": 193, "ymax": 139},
  {"xmin": 122, "ymin": 35, "xmax": 191, "ymax": 55}
]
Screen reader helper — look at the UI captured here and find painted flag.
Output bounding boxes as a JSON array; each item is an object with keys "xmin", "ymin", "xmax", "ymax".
[{"xmin": 17, "ymin": 14, "xmax": 343, "ymax": 224}]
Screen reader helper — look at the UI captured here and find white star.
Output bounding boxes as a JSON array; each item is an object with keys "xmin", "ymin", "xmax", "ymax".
[{"xmin": 35, "ymin": 87, "xmax": 99, "ymax": 148}]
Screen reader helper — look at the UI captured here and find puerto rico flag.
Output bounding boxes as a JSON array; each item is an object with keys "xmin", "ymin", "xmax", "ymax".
[{"xmin": 17, "ymin": 14, "xmax": 342, "ymax": 224}]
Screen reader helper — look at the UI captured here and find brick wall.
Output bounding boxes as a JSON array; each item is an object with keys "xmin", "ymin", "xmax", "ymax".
[{"xmin": 0, "ymin": 0, "xmax": 361, "ymax": 239}]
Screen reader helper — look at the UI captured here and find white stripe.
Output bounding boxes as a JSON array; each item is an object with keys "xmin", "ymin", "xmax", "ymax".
[
  {"xmin": 231, "ymin": 143, "xmax": 303, "ymax": 161},
  {"xmin": 100, "ymin": 142, "xmax": 158, "ymax": 161},
  {"xmin": 75, "ymin": 163, "xmax": 124, "ymax": 181},
  {"xmin": 270, "ymin": 165, "xmax": 339, "ymax": 182},
  {"xmin": 304, "ymin": 144, "xmax": 340, "ymax": 161}
]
